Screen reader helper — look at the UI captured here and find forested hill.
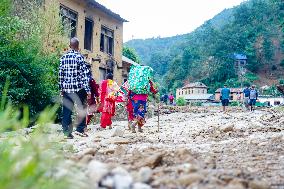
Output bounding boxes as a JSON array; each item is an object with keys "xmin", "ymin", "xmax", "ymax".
[{"xmin": 124, "ymin": 0, "xmax": 284, "ymax": 93}]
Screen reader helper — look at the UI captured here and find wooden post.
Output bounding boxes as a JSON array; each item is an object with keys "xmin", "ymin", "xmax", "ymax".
[{"xmin": 157, "ymin": 102, "xmax": 160, "ymax": 132}]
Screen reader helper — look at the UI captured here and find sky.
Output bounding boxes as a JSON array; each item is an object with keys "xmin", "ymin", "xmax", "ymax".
[{"xmin": 96, "ymin": 0, "xmax": 246, "ymax": 42}]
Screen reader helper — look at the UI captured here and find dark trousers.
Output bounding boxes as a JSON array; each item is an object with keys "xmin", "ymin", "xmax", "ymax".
[{"xmin": 62, "ymin": 89, "xmax": 87, "ymax": 135}]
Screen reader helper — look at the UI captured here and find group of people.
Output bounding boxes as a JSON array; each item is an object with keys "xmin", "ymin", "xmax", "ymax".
[
  {"xmin": 160, "ymin": 93, "xmax": 175, "ymax": 105},
  {"xmin": 220, "ymin": 84, "xmax": 258, "ymax": 112},
  {"xmin": 59, "ymin": 38, "xmax": 157, "ymax": 139}
]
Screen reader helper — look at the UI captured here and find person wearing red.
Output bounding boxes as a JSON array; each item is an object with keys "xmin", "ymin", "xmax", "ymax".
[
  {"xmin": 98, "ymin": 73, "xmax": 119, "ymax": 129},
  {"xmin": 129, "ymin": 80, "xmax": 158, "ymax": 133}
]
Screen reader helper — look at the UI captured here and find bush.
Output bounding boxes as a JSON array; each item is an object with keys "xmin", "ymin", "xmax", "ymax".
[
  {"xmin": 230, "ymin": 101, "xmax": 241, "ymax": 106},
  {"xmin": 191, "ymin": 102, "xmax": 203, "ymax": 106},
  {"xmin": 0, "ymin": 84, "xmax": 80, "ymax": 189},
  {"xmin": 176, "ymin": 97, "xmax": 186, "ymax": 106},
  {"xmin": 0, "ymin": 0, "xmax": 69, "ymax": 117}
]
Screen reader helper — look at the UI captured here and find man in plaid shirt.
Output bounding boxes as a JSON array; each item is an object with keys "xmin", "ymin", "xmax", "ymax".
[{"xmin": 59, "ymin": 38, "xmax": 91, "ymax": 138}]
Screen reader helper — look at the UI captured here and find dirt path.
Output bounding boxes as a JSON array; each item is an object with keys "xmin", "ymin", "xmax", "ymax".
[{"xmin": 63, "ymin": 107, "xmax": 284, "ymax": 189}]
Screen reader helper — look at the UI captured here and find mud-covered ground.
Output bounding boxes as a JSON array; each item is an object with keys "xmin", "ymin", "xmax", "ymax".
[{"xmin": 63, "ymin": 106, "xmax": 284, "ymax": 189}]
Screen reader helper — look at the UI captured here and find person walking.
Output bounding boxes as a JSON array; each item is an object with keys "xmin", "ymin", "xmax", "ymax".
[
  {"xmin": 59, "ymin": 37, "xmax": 90, "ymax": 139},
  {"xmin": 243, "ymin": 85, "xmax": 250, "ymax": 110},
  {"xmin": 98, "ymin": 73, "xmax": 119, "ymax": 129},
  {"xmin": 163, "ymin": 93, "xmax": 168, "ymax": 105},
  {"xmin": 169, "ymin": 93, "xmax": 174, "ymax": 105},
  {"xmin": 249, "ymin": 85, "xmax": 258, "ymax": 111},
  {"xmin": 129, "ymin": 80, "xmax": 158, "ymax": 133},
  {"xmin": 221, "ymin": 84, "xmax": 230, "ymax": 112}
]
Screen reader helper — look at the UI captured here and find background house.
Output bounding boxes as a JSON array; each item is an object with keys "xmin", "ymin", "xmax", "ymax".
[
  {"xmin": 57, "ymin": 0, "xmax": 128, "ymax": 85},
  {"xmin": 215, "ymin": 88, "xmax": 243, "ymax": 101},
  {"xmin": 176, "ymin": 82, "xmax": 213, "ymax": 103}
]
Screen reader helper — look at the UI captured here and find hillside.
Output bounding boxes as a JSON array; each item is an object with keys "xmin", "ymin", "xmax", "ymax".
[{"xmin": 125, "ymin": 0, "xmax": 284, "ymax": 94}]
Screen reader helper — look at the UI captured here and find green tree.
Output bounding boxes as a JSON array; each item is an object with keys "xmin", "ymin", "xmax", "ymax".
[{"xmin": 122, "ymin": 46, "xmax": 141, "ymax": 63}]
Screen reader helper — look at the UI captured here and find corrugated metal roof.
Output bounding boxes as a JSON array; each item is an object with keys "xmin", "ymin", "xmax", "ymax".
[
  {"xmin": 234, "ymin": 53, "xmax": 247, "ymax": 60},
  {"xmin": 122, "ymin": 56, "xmax": 140, "ymax": 66},
  {"xmin": 86, "ymin": 0, "xmax": 128, "ymax": 22},
  {"xmin": 182, "ymin": 82, "xmax": 208, "ymax": 89}
]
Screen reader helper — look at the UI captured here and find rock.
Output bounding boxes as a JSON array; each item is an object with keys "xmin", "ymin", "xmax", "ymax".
[
  {"xmin": 138, "ymin": 153, "xmax": 163, "ymax": 168},
  {"xmin": 111, "ymin": 127, "xmax": 125, "ymax": 137},
  {"xmin": 226, "ymin": 179, "xmax": 245, "ymax": 189},
  {"xmin": 79, "ymin": 154, "xmax": 93, "ymax": 164},
  {"xmin": 87, "ymin": 160, "xmax": 109, "ymax": 183},
  {"xmin": 133, "ymin": 182, "xmax": 152, "ymax": 189},
  {"xmin": 220, "ymin": 124, "xmax": 234, "ymax": 132},
  {"xmin": 176, "ymin": 173, "xmax": 203, "ymax": 186},
  {"xmin": 113, "ymin": 174, "xmax": 133, "ymax": 189},
  {"xmin": 111, "ymin": 166, "xmax": 129, "ymax": 176},
  {"xmin": 100, "ymin": 176, "xmax": 114, "ymax": 188},
  {"xmin": 114, "ymin": 145, "xmax": 126, "ymax": 156},
  {"xmin": 111, "ymin": 138, "xmax": 130, "ymax": 145},
  {"xmin": 138, "ymin": 167, "xmax": 152, "ymax": 183},
  {"xmin": 249, "ymin": 180, "xmax": 270, "ymax": 189},
  {"xmin": 177, "ymin": 163, "xmax": 198, "ymax": 173},
  {"xmin": 99, "ymin": 149, "xmax": 115, "ymax": 155},
  {"xmin": 78, "ymin": 148, "xmax": 97, "ymax": 157}
]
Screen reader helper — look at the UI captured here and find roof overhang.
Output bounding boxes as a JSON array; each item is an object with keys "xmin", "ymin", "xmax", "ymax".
[{"xmin": 86, "ymin": 0, "xmax": 128, "ymax": 22}]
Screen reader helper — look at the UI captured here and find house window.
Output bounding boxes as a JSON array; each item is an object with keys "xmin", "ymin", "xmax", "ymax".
[
  {"xmin": 60, "ymin": 5, "xmax": 77, "ymax": 38},
  {"xmin": 100, "ymin": 26, "xmax": 114, "ymax": 55},
  {"xmin": 84, "ymin": 18, "xmax": 93, "ymax": 51}
]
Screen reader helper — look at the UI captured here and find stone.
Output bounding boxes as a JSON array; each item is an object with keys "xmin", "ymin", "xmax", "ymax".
[
  {"xmin": 111, "ymin": 127, "xmax": 125, "ymax": 137},
  {"xmin": 113, "ymin": 138, "xmax": 130, "ymax": 145},
  {"xmin": 133, "ymin": 182, "xmax": 152, "ymax": 189},
  {"xmin": 138, "ymin": 153, "xmax": 163, "ymax": 168},
  {"xmin": 79, "ymin": 154, "xmax": 93, "ymax": 164},
  {"xmin": 100, "ymin": 176, "xmax": 114, "ymax": 188},
  {"xmin": 177, "ymin": 163, "xmax": 198, "ymax": 173},
  {"xmin": 114, "ymin": 145, "xmax": 126, "ymax": 156},
  {"xmin": 111, "ymin": 166, "xmax": 129, "ymax": 176},
  {"xmin": 138, "ymin": 167, "xmax": 153, "ymax": 183},
  {"xmin": 87, "ymin": 160, "xmax": 109, "ymax": 183},
  {"xmin": 249, "ymin": 180, "xmax": 270, "ymax": 189},
  {"xmin": 79, "ymin": 148, "xmax": 97, "ymax": 157},
  {"xmin": 176, "ymin": 173, "xmax": 203, "ymax": 186},
  {"xmin": 220, "ymin": 124, "xmax": 234, "ymax": 132},
  {"xmin": 113, "ymin": 174, "xmax": 133, "ymax": 189}
]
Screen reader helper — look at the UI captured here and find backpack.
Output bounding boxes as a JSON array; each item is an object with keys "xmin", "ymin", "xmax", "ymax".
[{"xmin": 128, "ymin": 65, "xmax": 153, "ymax": 94}]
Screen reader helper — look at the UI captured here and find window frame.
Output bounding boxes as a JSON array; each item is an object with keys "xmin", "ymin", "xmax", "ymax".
[
  {"xmin": 84, "ymin": 18, "xmax": 94, "ymax": 51},
  {"xmin": 60, "ymin": 4, "xmax": 78, "ymax": 38},
  {"xmin": 100, "ymin": 25, "xmax": 114, "ymax": 55}
]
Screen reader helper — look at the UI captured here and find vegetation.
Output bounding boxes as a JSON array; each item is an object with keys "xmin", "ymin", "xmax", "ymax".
[
  {"xmin": 125, "ymin": 0, "xmax": 284, "ymax": 94},
  {"xmin": 0, "ymin": 81, "xmax": 79, "ymax": 189},
  {"xmin": 0, "ymin": 0, "xmax": 69, "ymax": 117},
  {"xmin": 122, "ymin": 46, "xmax": 141, "ymax": 63},
  {"xmin": 176, "ymin": 97, "xmax": 186, "ymax": 106}
]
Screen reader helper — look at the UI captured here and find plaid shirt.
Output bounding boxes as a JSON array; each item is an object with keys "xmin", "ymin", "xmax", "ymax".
[{"xmin": 59, "ymin": 50, "xmax": 91, "ymax": 93}]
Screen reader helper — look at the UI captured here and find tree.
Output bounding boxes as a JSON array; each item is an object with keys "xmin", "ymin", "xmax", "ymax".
[{"xmin": 122, "ymin": 46, "xmax": 141, "ymax": 63}]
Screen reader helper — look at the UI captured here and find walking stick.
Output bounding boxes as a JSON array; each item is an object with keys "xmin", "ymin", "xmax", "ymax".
[{"xmin": 157, "ymin": 101, "xmax": 160, "ymax": 132}]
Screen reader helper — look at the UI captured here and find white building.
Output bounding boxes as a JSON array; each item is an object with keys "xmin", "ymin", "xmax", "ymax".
[
  {"xmin": 176, "ymin": 82, "xmax": 213, "ymax": 102},
  {"xmin": 258, "ymin": 95, "xmax": 284, "ymax": 106}
]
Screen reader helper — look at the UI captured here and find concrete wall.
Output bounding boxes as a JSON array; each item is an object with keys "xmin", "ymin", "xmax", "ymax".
[
  {"xmin": 58, "ymin": 0, "xmax": 124, "ymax": 85},
  {"xmin": 176, "ymin": 87, "xmax": 207, "ymax": 99},
  {"xmin": 258, "ymin": 97, "xmax": 284, "ymax": 106}
]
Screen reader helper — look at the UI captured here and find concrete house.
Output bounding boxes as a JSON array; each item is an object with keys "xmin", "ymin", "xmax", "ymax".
[
  {"xmin": 57, "ymin": 0, "xmax": 128, "ymax": 85},
  {"xmin": 176, "ymin": 82, "xmax": 213, "ymax": 102}
]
